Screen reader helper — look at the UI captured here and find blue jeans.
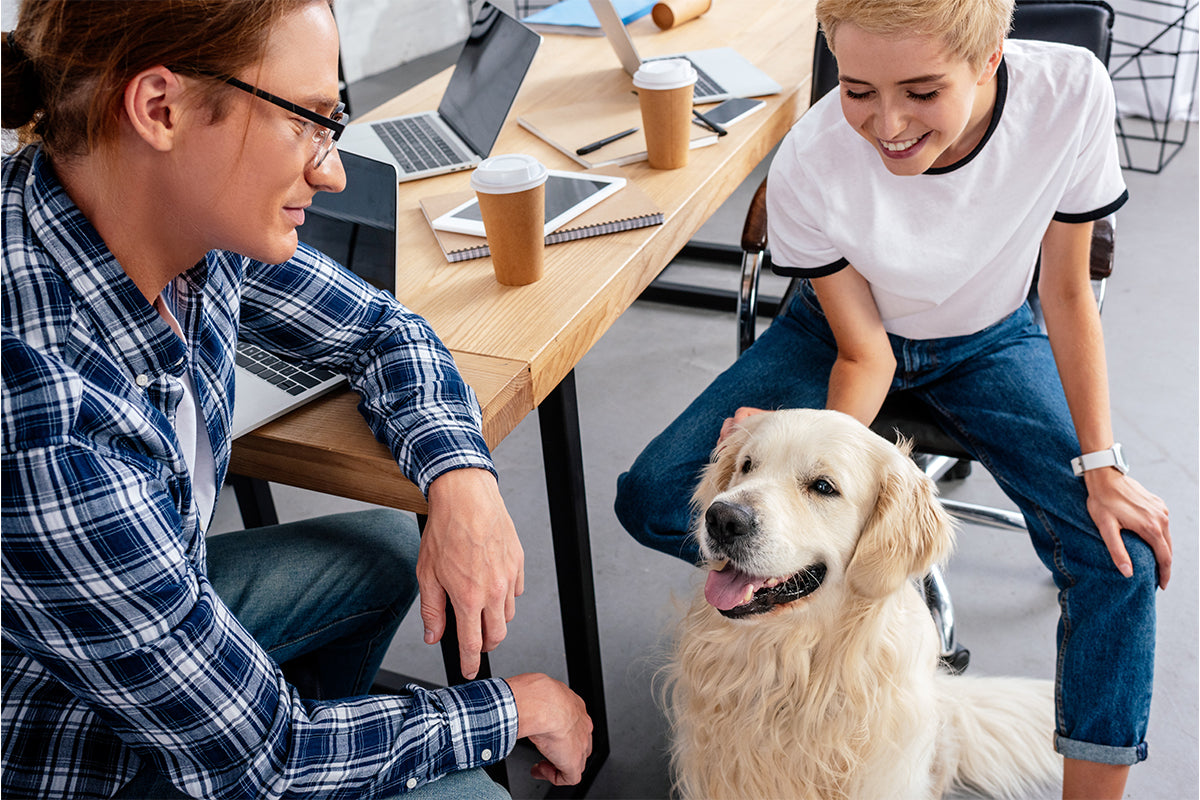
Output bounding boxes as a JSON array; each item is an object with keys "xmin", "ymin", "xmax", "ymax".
[
  {"xmin": 614, "ymin": 282, "xmax": 1157, "ymax": 766},
  {"xmin": 113, "ymin": 508, "xmax": 508, "ymax": 799}
]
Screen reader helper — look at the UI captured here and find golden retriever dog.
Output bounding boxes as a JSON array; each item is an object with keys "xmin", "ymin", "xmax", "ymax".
[{"xmin": 662, "ymin": 409, "xmax": 1060, "ymax": 800}]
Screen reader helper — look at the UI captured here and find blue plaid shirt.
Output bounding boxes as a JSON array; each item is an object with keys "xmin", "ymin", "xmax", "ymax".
[{"xmin": 1, "ymin": 146, "xmax": 518, "ymax": 798}]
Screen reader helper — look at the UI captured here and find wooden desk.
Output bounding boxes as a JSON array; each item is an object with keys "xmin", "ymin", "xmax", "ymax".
[
  {"xmin": 231, "ymin": 1, "xmax": 816, "ymax": 793},
  {"xmin": 358, "ymin": 3, "xmax": 814, "ymax": 407}
]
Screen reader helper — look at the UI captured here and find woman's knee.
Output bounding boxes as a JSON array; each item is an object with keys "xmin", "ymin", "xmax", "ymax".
[
  {"xmin": 614, "ymin": 466, "xmax": 659, "ymax": 545},
  {"xmin": 614, "ymin": 467, "xmax": 700, "ymax": 562},
  {"xmin": 1123, "ymin": 532, "xmax": 1160, "ymax": 597}
]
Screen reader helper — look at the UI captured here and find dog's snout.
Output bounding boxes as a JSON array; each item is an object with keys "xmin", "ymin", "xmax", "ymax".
[{"xmin": 705, "ymin": 501, "xmax": 756, "ymax": 547}]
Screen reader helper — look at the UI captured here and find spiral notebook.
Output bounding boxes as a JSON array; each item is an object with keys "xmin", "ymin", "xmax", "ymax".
[{"xmin": 419, "ymin": 169, "xmax": 663, "ymax": 262}]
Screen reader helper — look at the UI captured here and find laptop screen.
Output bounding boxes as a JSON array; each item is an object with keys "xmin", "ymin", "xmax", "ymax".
[
  {"xmin": 437, "ymin": 4, "xmax": 541, "ymax": 159},
  {"xmin": 297, "ymin": 150, "xmax": 398, "ymax": 294}
]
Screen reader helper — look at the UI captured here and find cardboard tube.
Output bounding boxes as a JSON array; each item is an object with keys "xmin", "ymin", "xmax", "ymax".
[{"xmin": 651, "ymin": 0, "xmax": 712, "ymax": 30}]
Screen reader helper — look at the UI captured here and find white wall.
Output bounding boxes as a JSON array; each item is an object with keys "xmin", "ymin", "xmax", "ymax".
[
  {"xmin": 0, "ymin": 0, "xmax": 470, "ymax": 86},
  {"xmin": 1110, "ymin": 0, "xmax": 1199, "ymax": 121},
  {"xmin": 1, "ymin": 0, "xmax": 19, "ymax": 30},
  {"xmin": 335, "ymin": 0, "xmax": 470, "ymax": 84}
]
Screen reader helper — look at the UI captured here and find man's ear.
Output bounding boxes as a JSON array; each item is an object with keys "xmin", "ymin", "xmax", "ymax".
[{"xmin": 122, "ymin": 66, "xmax": 185, "ymax": 152}]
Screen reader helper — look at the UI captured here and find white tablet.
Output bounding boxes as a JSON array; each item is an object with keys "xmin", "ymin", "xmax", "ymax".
[{"xmin": 431, "ymin": 169, "xmax": 626, "ymax": 237}]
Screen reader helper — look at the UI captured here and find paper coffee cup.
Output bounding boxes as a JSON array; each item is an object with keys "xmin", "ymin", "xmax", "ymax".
[
  {"xmin": 651, "ymin": 0, "xmax": 712, "ymax": 30},
  {"xmin": 470, "ymin": 154, "xmax": 548, "ymax": 286},
  {"xmin": 633, "ymin": 59, "xmax": 697, "ymax": 170}
]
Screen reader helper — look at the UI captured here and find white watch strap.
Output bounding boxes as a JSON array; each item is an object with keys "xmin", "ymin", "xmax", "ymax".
[{"xmin": 1071, "ymin": 444, "xmax": 1127, "ymax": 476}]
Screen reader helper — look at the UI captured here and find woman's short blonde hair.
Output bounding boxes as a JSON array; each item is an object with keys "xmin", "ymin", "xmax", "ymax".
[{"xmin": 816, "ymin": 0, "xmax": 1014, "ymax": 69}]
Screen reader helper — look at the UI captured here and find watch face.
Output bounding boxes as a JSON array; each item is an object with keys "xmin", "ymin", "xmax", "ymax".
[{"xmin": 1113, "ymin": 444, "xmax": 1129, "ymax": 473}]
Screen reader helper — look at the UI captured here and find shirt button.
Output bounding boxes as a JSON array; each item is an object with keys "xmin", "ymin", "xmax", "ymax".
[
  {"xmin": 405, "ymin": 778, "xmax": 418, "ymax": 790},
  {"xmin": 135, "ymin": 374, "xmax": 150, "ymax": 388},
  {"xmin": 481, "ymin": 749, "xmax": 492, "ymax": 761}
]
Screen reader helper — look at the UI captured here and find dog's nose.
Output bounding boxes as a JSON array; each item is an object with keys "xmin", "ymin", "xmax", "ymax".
[{"xmin": 705, "ymin": 501, "xmax": 756, "ymax": 547}]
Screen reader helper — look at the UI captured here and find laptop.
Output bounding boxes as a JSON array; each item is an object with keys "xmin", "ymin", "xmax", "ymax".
[
  {"xmin": 232, "ymin": 151, "xmax": 400, "ymax": 438},
  {"xmin": 588, "ymin": 0, "xmax": 781, "ymax": 103},
  {"xmin": 337, "ymin": 3, "xmax": 542, "ymax": 183}
]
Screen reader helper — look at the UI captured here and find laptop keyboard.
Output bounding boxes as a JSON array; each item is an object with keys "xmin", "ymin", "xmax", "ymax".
[
  {"xmin": 236, "ymin": 342, "xmax": 339, "ymax": 397},
  {"xmin": 371, "ymin": 115, "xmax": 463, "ymax": 174},
  {"xmin": 647, "ymin": 55, "xmax": 723, "ymax": 98}
]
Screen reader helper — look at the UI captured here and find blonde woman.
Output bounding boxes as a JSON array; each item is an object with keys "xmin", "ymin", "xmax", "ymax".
[{"xmin": 615, "ymin": 1, "xmax": 1169, "ymax": 797}]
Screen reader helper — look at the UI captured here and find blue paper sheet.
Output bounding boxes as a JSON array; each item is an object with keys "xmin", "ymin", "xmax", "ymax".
[{"xmin": 522, "ymin": 0, "xmax": 655, "ymax": 30}]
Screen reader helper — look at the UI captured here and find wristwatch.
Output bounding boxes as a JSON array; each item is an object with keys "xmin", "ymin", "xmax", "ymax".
[{"xmin": 1071, "ymin": 443, "xmax": 1129, "ymax": 477}]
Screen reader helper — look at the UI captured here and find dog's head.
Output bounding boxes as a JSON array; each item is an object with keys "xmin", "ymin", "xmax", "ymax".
[{"xmin": 691, "ymin": 409, "xmax": 955, "ymax": 618}]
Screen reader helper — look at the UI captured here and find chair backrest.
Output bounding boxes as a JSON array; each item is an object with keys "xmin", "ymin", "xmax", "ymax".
[{"xmin": 809, "ymin": 0, "xmax": 1115, "ymax": 105}]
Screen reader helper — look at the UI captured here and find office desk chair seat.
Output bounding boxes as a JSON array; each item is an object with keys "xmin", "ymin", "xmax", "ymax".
[{"xmin": 733, "ymin": 0, "xmax": 1118, "ymax": 673}]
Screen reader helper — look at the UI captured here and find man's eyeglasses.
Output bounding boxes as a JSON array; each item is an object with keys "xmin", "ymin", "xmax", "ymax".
[{"xmin": 222, "ymin": 76, "xmax": 349, "ymax": 169}]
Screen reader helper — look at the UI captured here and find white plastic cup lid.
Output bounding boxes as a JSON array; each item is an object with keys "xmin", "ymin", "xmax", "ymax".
[
  {"xmin": 470, "ymin": 153, "xmax": 548, "ymax": 194},
  {"xmin": 632, "ymin": 58, "xmax": 698, "ymax": 91}
]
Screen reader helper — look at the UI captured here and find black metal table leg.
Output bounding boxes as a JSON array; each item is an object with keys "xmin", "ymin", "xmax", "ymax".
[
  {"xmin": 414, "ymin": 515, "xmax": 508, "ymax": 791},
  {"xmin": 537, "ymin": 370, "xmax": 609, "ymax": 798},
  {"xmin": 229, "ymin": 475, "xmax": 280, "ymax": 528}
]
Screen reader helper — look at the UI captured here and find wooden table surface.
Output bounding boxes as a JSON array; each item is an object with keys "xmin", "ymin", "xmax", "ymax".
[{"xmin": 231, "ymin": 0, "xmax": 817, "ymax": 512}]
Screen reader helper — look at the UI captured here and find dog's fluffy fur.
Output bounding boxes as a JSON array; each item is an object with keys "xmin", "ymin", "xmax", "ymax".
[{"xmin": 662, "ymin": 409, "xmax": 1060, "ymax": 800}]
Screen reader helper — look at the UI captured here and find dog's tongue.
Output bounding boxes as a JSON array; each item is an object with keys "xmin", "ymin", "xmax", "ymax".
[{"xmin": 705, "ymin": 563, "xmax": 767, "ymax": 611}]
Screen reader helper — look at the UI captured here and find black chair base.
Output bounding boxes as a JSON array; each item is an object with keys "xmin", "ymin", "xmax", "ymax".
[{"xmin": 939, "ymin": 644, "xmax": 971, "ymax": 675}]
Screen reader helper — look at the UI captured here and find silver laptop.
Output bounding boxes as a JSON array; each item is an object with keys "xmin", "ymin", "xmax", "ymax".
[
  {"xmin": 232, "ymin": 151, "xmax": 400, "ymax": 439},
  {"xmin": 589, "ymin": 0, "xmax": 781, "ymax": 103},
  {"xmin": 337, "ymin": 3, "xmax": 541, "ymax": 183}
]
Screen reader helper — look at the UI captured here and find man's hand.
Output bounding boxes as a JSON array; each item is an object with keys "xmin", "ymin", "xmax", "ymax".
[
  {"xmin": 418, "ymin": 469, "xmax": 524, "ymax": 679},
  {"xmin": 506, "ymin": 673, "xmax": 593, "ymax": 785}
]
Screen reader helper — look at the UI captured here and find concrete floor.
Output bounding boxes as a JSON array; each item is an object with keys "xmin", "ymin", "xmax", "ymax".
[{"xmin": 210, "ymin": 47, "xmax": 1198, "ymax": 800}]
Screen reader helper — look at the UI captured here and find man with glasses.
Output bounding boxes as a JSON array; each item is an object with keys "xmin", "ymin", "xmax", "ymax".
[
  {"xmin": 2, "ymin": 1, "xmax": 592, "ymax": 798},
  {"xmin": 220, "ymin": 74, "xmax": 348, "ymax": 168}
]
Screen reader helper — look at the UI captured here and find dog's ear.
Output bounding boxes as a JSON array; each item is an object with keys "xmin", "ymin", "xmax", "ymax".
[
  {"xmin": 690, "ymin": 424, "xmax": 749, "ymax": 511},
  {"xmin": 846, "ymin": 452, "xmax": 956, "ymax": 599}
]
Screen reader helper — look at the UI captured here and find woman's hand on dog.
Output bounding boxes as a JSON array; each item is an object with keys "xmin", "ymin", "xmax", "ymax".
[
  {"xmin": 506, "ymin": 673, "xmax": 594, "ymax": 785},
  {"xmin": 1084, "ymin": 467, "xmax": 1172, "ymax": 589},
  {"xmin": 719, "ymin": 407, "xmax": 771, "ymax": 443}
]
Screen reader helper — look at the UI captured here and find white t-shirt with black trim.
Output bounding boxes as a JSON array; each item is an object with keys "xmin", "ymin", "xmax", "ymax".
[{"xmin": 766, "ymin": 39, "xmax": 1128, "ymax": 340}]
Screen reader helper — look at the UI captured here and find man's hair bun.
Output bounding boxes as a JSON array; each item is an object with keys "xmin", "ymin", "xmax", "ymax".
[{"xmin": 2, "ymin": 31, "xmax": 42, "ymax": 132}]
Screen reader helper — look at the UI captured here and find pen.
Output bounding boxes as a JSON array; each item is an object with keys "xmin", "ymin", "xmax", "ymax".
[
  {"xmin": 691, "ymin": 108, "xmax": 728, "ymax": 136},
  {"xmin": 576, "ymin": 126, "xmax": 640, "ymax": 156}
]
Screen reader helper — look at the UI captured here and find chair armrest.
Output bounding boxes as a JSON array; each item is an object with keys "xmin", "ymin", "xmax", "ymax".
[
  {"xmin": 740, "ymin": 178, "xmax": 769, "ymax": 254},
  {"xmin": 1090, "ymin": 216, "xmax": 1114, "ymax": 281}
]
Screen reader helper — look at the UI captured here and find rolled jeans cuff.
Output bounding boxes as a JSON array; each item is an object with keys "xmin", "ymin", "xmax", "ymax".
[{"xmin": 1055, "ymin": 733, "xmax": 1148, "ymax": 766}]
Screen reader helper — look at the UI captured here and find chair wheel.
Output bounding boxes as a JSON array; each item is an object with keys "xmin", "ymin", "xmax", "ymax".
[
  {"xmin": 939, "ymin": 644, "xmax": 970, "ymax": 675},
  {"xmin": 943, "ymin": 461, "xmax": 972, "ymax": 481}
]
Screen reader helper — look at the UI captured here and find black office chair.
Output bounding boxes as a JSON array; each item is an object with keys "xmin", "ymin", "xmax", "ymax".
[{"xmin": 735, "ymin": 0, "xmax": 1118, "ymax": 673}]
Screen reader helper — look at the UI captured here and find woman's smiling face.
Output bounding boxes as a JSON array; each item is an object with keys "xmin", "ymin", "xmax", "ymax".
[{"xmin": 833, "ymin": 23, "xmax": 1002, "ymax": 176}]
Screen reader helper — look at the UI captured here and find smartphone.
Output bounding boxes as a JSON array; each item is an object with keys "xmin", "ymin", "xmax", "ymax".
[{"xmin": 694, "ymin": 97, "xmax": 766, "ymax": 128}]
